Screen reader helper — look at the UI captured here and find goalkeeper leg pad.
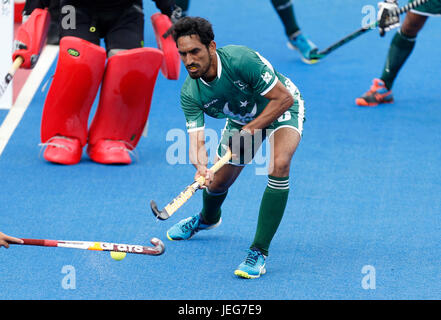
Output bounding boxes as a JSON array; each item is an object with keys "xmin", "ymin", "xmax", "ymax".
[
  {"xmin": 41, "ymin": 37, "xmax": 106, "ymax": 164},
  {"xmin": 87, "ymin": 48, "xmax": 163, "ymax": 164}
]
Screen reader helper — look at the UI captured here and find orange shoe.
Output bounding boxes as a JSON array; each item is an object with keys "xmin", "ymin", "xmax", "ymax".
[
  {"xmin": 356, "ymin": 79, "xmax": 394, "ymax": 107},
  {"xmin": 42, "ymin": 136, "xmax": 82, "ymax": 165},
  {"xmin": 87, "ymin": 139, "xmax": 132, "ymax": 165}
]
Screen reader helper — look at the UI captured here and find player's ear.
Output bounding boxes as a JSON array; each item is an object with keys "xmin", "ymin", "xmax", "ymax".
[{"xmin": 208, "ymin": 40, "xmax": 216, "ymax": 54}]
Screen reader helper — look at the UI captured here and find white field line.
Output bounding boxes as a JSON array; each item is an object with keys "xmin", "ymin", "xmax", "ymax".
[{"xmin": 0, "ymin": 45, "xmax": 59, "ymax": 156}]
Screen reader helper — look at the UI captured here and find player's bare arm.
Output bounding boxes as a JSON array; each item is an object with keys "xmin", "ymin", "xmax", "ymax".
[{"xmin": 242, "ymin": 81, "xmax": 294, "ymax": 134}]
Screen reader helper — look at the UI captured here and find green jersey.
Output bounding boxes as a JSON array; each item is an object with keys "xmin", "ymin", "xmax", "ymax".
[{"xmin": 180, "ymin": 45, "xmax": 301, "ymax": 132}]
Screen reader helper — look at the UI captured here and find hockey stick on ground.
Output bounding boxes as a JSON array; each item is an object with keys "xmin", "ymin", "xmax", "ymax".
[
  {"xmin": 151, "ymin": 147, "xmax": 233, "ymax": 221},
  {"xmin": 0, "ymin": 57, "xmax": 24, "ymax": 99},
  {"xmin": 315, "ymin": 0, "xmax": 430, "ymax": 58},
  {"xmin": 10, "ymin": 237, "xmax": 165, "ymax": 256}
]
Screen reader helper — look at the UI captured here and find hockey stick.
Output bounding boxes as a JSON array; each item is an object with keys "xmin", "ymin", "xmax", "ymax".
[
  {"xmin": 10, "ymin": 237, "xmax": 165, "ymax": 256},
  {"xmin": 315, "ymin": 0, "xmax": 430, "ymax": 58},
  {"xmin": 0, "ymin": 57, "xmax": 24, "ymax": 99},
  {"xmin": 151, "ymin": 147, "xmax": 233, "ymax": 221}
]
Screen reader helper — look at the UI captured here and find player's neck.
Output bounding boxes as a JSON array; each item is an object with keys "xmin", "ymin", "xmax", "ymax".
[{"xmin": 201, "ymin": 53, "xmax": 218, "ymax": 83}]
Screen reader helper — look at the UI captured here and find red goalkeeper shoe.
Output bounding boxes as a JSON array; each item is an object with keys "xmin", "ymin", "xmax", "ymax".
[
  {"xmin": 41, "ymin": 136, "xmax": 82, "ymax": 165},
  {"xmin": 356, "ymin": 78, "xmax": 394, "ymax": 107},
  {"xmin": 87, "ymin": 139, "xmax": 132, "ymax": 165}
]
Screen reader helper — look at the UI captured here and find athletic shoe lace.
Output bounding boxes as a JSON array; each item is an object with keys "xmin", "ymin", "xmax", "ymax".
[
  {"xmin": 38, "ymin": 135, "xmax": 74, "ymax": 159},
  {"xmin": 366, "ymin": 80, "xmax": 386, "ymax": 96},
  {"xmin": 39, "ymin": 135, "xmax": 74, "ymax": 150},
  {"xmin": 245, "ymin": 250, "xmax": 261, "ymax": 266},
  {"xmin": 180, "ymin": 216, "xmax": 200, "ymax": 233},
  {"xmin": 107, "ymin": 140, "xmax": 139, "ymax": 163}
]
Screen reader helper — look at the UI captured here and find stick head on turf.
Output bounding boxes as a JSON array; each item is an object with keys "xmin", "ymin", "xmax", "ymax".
[
  {"xmin": 149, "ymin": 237, "xmax": 165, "ymax": 255},
  {"xmin": 150, "ymin": 200, "xmax": 170, "ymax": 220}
]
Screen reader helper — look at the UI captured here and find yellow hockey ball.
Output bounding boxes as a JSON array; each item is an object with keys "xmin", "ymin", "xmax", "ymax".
[{"xmin": 110, "ymin": 251, "xmax": 127, "ymax": 261}]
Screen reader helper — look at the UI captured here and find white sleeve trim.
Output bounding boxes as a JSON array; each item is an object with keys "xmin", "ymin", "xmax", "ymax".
[{"xmin": 260, "ymin": 77, "xmax": 278, "ymax": 96}]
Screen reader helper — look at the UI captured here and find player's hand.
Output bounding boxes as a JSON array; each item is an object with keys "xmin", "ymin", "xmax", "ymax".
[
  {"xmin": 377, "ymin": 0, "xmax": 400, "ymax": 37},
  {"xmin": 153, "ymin": 0, "xmax": 180, "ymax": 19},
  {"xmin": 170, "ymin": 5, "xmax": 183, "ymax": 24},
  {"xmin": 194, "ymin": 166, "xmax": 214, "ymax": 188},
  {"xmin": 13, "ymin": 38, "xmax": 39, "ymax": 69},
  {"xmin": 0, "ymin": 232, "xmax": 23, "ymax": 249}
]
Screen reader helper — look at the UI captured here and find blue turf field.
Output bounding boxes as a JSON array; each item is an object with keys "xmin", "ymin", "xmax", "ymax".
[
  {"xmin": 0, "ymin": 110, "xmax": 7, "ymax": 124},
  {"xmin": 1, "ymin": 0, "xmax": 440, "ymax": 300}
]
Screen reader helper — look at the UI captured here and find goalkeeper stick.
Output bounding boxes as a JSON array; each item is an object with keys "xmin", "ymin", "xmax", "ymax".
[{"xmin": 0, "ymin": 57, "xmax": 24, "ymax": 99}]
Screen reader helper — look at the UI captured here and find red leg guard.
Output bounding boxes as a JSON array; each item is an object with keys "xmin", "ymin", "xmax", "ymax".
[
  {"xmin": 151, "ymin": 13, "xmax": 181, "ymax": 80},
  {"xmin": 40, "ymin": 36, "xmax": 106, "ymax": 165},
  {"xmin": 87, "ymin": 48, "xmax": 163, "ymax": 164}
]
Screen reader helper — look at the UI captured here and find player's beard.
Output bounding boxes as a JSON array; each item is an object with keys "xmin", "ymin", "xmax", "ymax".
[{"xmin": 187, "ymin": 54, "xmax": 212, "ymax": 80}]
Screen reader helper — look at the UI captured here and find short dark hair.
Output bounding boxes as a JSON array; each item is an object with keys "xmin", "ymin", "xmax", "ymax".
[{"xmin": 172, "ymin": 17, "xmax": 215, "ymax": 47}]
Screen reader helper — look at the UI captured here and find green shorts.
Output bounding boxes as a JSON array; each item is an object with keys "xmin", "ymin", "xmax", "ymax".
[
  {"xmin": 410, "ymin": 0, "xmax": 441, "ymax": 16},
  {"xmin": 217, "ymin": 98, "xmax": 305, "ymax": 166}
]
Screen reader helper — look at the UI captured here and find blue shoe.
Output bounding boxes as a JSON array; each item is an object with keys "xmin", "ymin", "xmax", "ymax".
[
  {"xmin": 287, "ymin": 32, "xmax": 320, "ymax": 64},
  {"xmin": 166, "ymin": 213, "xmax": 221, "ymax": 241},
  {"xmin": 234, "ymin": 248, "xmax": 267, "ymax": 279}
]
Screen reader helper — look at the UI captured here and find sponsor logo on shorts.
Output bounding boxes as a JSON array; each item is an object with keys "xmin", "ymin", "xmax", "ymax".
[{"xmin": 186, "ymin": 121, "xmax": 198, "ymax": 129}]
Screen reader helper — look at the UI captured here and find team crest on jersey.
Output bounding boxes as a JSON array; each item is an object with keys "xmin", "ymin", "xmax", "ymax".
[
  {"xmin": 240, "ymin": 100, "xmax": 249, "ymax": 108},
  {"xmin": 223, "ymin": 102, "xmax": 257, "ymax": 124},
  {"xmin": 261, "ymin": 71, "xmax": 273, "ymax": 84}
]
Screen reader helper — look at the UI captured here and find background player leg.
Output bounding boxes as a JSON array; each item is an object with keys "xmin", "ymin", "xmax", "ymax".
[
  {"xmin": 175, "ymin": 0, "xmax": 319, "ymax": 64},
  {"xmin": 274, "ymin": 0, "xmax": 319, "ymax": 63},
  {"xmin": 356, "ymin": 12, "xmax": 428, "ymax": 107}
]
